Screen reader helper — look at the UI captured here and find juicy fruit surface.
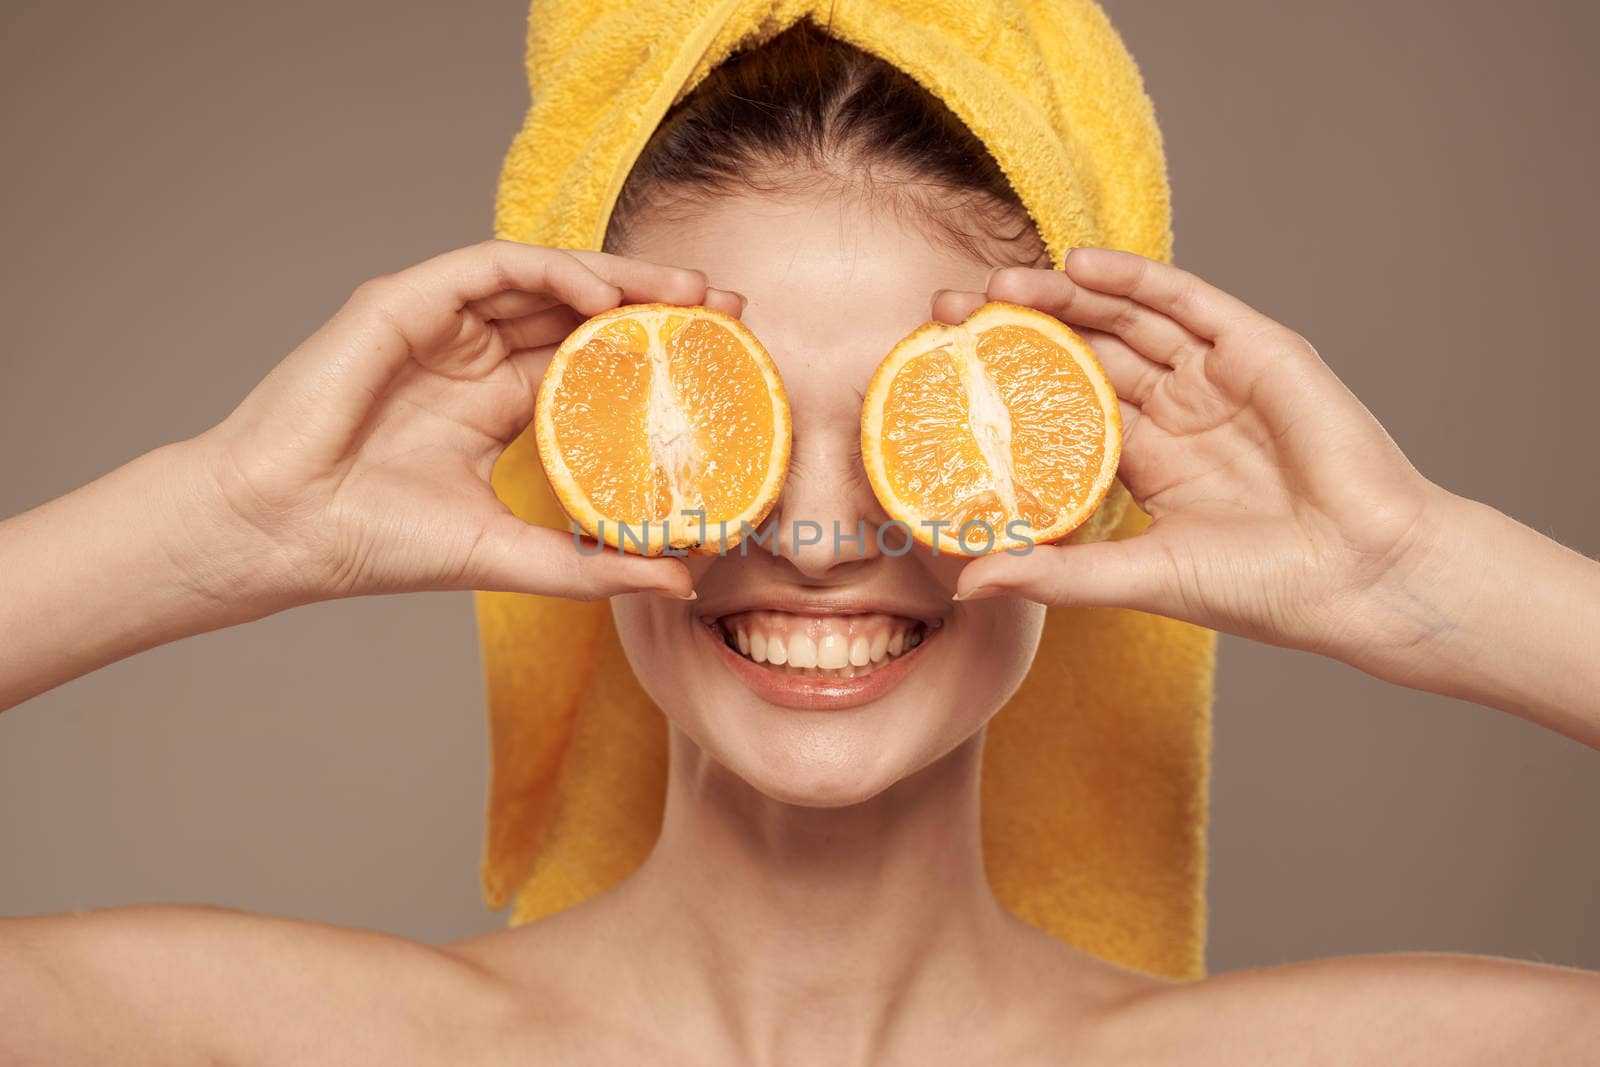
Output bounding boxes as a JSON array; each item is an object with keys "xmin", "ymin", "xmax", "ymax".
[
  {"xmin": 537, "ymin": 305, "xmax": 790, "ymax": 553},
  {"xmin": 862, "ymin": 303, "xmax": 1121, "ymax": 554}
]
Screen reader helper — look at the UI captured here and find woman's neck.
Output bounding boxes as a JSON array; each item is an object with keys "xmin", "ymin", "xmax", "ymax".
[{"xmin": 598, "ymin": 725, "xmax": 1068, "ymax": 1064}]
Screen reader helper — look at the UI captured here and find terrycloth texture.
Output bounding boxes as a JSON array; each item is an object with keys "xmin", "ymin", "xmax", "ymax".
[{"xmin": 475, "ymin": 0, "xmax": 1217, "ymax": 980}]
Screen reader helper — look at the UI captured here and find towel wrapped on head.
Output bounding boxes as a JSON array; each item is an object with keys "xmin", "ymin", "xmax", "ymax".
[{"xmin": 476, "ymin": 0, "xmax": 1217, "ymax": 981}]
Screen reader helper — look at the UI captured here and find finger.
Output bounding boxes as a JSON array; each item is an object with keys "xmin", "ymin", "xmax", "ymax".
[
  {"xmin": 952, "ymin": 535, "xmax": 1172, "ymax": 613},
  {"xmin": 468, "ymin": 280, "xmax": 742, "ymax": 322},
  {"xmin": 988, "ymin": 265, "xmax": 1209, "ymax": 369},
  {"xmin": 1077, "ymin": 328, "xmax": 1166, "ymax": 408},
  {"xmin": 492, "ymin": 283, "xmax": 742, "ymax": 370},
  {"xmin": 391, "ymin": 240, "xmax": 625, "ymax": 319},
  {"xmin": 703, "ymin": 287, "xmax": 747, "ymax": 318},
  {"xmin": 931, "ymin": 288, "xmax": 987, "ymax": 324},
  {"xmin": 505, "ymin": 343, "xmax": 562, "ymax": 394},
  {"xmin": 496, "ymin": 304, "xmax": 588, "ymax": 353},
  {"xmin": 1062, "ymin": 247, "xmax": 1259, "ymax": 342},
  {"xmin": 560, "ymin": 249, "xmax": 746, "ymax": 315},
  {"xmin": 458, "ymin": 515, "xmax": 697, "ymax": 600},
  {"xmin": 537, "ymin": 250, "xmax": 747, "ymax": 317},
  {"xmin": 327, "ymin": 243, "xmax": 625, "ymax": 404},
  {"xmin": 467, "ymin": 289, "xmax": 560, "ymax": 320}
]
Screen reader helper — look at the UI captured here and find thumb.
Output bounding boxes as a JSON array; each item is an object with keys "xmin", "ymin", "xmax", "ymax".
[
  {"xmin": 458, "ymin": 515, "xmax": 696, "ymax": 601},
  {"xmin": 952, "ymin": 535, "xmax": 1171, "ymax": 612}
]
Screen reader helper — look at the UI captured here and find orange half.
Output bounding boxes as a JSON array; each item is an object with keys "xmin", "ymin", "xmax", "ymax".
[
  {"xmin": 535, "ymin": 303, "xmax": 791, "ymax": 555},
  {"xmin": 860, "ymin": 301, "xmax": 1123, "ymax": 555}
]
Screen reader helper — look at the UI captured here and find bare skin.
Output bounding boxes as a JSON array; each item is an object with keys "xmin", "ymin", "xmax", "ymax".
[{"xmin": 1, "ymin": 217, "xmax": 1597, "ymax": 1065}]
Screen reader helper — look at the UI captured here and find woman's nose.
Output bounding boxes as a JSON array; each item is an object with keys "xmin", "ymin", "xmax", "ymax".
[{"xmin": 765, "ymin": 431, "xmax": 886, "ymax": 580}]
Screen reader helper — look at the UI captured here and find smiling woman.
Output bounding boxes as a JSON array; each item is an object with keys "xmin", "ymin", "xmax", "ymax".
[
  {"xmin": 1, "ymin": 0, "xmax": 1598, "ymax": 1064},
  {"xmin": 592, "ymin": 21, "xmax": 1089, "ymax": 812},
  {"xmin": 473, "ymin": 16, "xmax": 1211, "ymax": 986}
]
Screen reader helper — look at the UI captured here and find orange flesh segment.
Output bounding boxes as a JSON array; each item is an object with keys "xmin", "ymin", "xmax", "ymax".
[
  {"xmin": 666, "ymin": 315, "xmax": 775, "ymax": 519},
  {"xmin": 542, "ymin": 307, "xmax": 786, "ymax": 545},
  {"xmin": 874, "ymin": 315, "xmax": 1112, "ymax": 547},
  {"xmin": 549, "ymin": 323, "xmax": 664, "ymax": 521},
  {"xmin": 879, "ymin": 348, "xmax": 993, "ymax": 526},
  {"xmin": 979, "ymin": 324, "xmax": 1109, "ymax": 526}
]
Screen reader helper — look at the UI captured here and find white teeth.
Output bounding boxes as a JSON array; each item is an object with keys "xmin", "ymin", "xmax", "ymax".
[
  {"xmin": 818, "ymin": 634, "xmax": 849, "ymax": 670},
  {"xmin": 719, "ymin": 615, "xmax": 934, "ymax": 676},
  {"xmin": 788, "ymin": 634, "xmax": 819, "ymax": 669},
  {"xmin": 848, "ymin": 635, "xmax": 871, "ymax": 667}
]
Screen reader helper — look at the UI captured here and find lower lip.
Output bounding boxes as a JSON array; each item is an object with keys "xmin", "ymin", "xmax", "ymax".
[{"xmin": 699, "ymin": 621, "xmax": 934, "ymax": 711}]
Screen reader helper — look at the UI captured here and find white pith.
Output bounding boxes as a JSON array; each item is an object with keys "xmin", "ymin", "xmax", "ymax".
[
  {"xmin": 951, "ymin": 328, "xmax": 1019, "ymax": 519},
  {"xmin": 644, "ymin": 316, "xmax": 701, "ymax": 523}
]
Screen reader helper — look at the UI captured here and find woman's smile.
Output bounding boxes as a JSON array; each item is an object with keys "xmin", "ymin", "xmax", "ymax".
[{"xmin": 694, "ymin": 595, "xmax": 951, "ymax": 711}]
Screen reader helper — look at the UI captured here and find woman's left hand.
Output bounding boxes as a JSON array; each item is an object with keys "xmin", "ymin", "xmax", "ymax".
[{"xmin": 939, "ymin": 247, "xmax": 1463, "ymax": 671}]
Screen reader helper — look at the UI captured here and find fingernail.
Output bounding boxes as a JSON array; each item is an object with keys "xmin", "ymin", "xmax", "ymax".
[
  {"xmin": 952, "ymin": 586, "xmax": 998, "ymax": 602},
  {"xmin": 642, "ymin": 583, "xmax": 697, "ymax": 601}
]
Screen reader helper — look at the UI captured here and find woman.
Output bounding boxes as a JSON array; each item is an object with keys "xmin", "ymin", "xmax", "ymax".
[{"xmin": 2, "ymin": 15, "xmax": 1597, "ymax": 1066}]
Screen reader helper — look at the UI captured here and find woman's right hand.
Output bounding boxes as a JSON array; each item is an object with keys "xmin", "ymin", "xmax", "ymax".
[{"xmin": 188, "ymin": 240, "xmax": 737, "ymax": 606}]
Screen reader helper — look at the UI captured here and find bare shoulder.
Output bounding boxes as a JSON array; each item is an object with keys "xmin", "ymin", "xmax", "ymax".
[
  {"xmin": 1099, "ymin": 951, "xmax": 1600, "ymax": 1065},
  {"xmin": 0, "ymin": 903, "xmax": 521, "ymax": 1065},
  {"xmin": 438, "ymin": 908, "xmax": 659, "ymax": 1056}
]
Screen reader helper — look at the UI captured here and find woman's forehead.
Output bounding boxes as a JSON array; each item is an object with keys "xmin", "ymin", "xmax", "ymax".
[
  {"xmin": 616, "ymin": 188, "xmax": 994, "ymax": 365},
  {"xmin": 626, "ymin": 190, "xmax": 991, "ymax": 284}
]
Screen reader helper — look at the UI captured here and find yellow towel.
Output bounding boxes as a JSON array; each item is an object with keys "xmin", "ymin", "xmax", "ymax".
[{"xmin": 475, "ymin": 0, "xmax": 1217, "ymax": 981}]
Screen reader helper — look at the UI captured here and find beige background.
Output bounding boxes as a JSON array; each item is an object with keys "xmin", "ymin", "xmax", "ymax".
[{"xmin": 1, "ymin": 1, "xmax": 1595, "ymax": 974}]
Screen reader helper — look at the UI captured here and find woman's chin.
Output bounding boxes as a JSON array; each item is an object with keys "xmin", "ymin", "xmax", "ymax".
[
  {"xmin": 715, "ymin": 743, "xmax": 912, "ymax": 808},
  {"xmin": 678, "ymin": 670, "xmax": 975, "ymax": 809}
]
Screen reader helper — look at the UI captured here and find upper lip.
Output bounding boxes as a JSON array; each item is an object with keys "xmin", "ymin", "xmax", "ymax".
[{"xmin": 697, "ymin": 589, "xmax": 948, "ymax": 627}]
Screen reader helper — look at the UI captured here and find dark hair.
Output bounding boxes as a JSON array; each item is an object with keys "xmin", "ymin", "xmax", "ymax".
[{"xmin": 603, "ymin": 18, "xmax": 1046, "ymax": 267}]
